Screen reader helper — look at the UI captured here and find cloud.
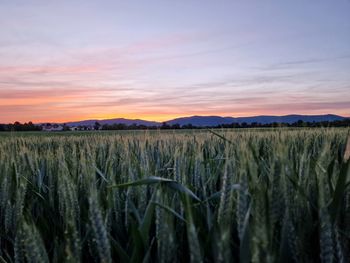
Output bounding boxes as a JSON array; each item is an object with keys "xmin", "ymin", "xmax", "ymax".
[
  {"xmin": 256, "ymin": 54, "xmax": 350, "ymax": 71},
  {"xmin": 2, "ymin": 67, "xmax": 349, "ymax": 123},
  {"xmin": 0, "ymin": 65, "xmax": 101, "ymax": 74},
  {"xmin": 1, "ymin": 30, "xmax": 349, "ymax": 123}
]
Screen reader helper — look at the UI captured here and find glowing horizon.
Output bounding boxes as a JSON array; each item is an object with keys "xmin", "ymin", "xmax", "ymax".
[
  {"xmin": 4, "ymin": 110, "xmax": 350, "ymax": 125},
  {"xmin": 1, "ymin": 1, "xmax": 349, "ymax": 124}
]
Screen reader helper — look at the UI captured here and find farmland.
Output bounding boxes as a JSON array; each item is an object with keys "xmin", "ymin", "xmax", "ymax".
[{"xmin": 0, "ymin": 128, "xmax": 349, "ymax": 262}]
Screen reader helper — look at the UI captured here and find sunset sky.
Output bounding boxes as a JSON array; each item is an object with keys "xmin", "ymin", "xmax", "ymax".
[{"xmin": 1, "ymin": 0, "xmax": 349, "ymax": 123}]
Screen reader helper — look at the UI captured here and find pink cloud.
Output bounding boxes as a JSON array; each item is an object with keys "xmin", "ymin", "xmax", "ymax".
[{"xmin": 0, "ymin": 65, "xmax": 101, "ymax": 74}]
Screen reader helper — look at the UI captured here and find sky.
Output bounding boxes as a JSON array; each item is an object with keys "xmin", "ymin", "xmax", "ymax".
[{"xmin": 0, "ymin": 0, "xmax": 349, "ymax": 123}]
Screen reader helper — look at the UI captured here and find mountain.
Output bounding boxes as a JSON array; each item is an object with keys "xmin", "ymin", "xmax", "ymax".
[
  {"xmin": 166, "ymin": 114, "xmax": 346, "ymax": 126},
  {"xmin": 235, "ymin": 114, "xmax": 345, "ymax": 125},
  {"xmin": 66, "ymin": 118, "xmax": 160, "ymax": 127},
  {"xmin": 166, "ymin": 116, "xmax": 236, "ymax": 126},
  {"xmin": 63, "ymin": 114, "xmax": 347, "ymax": 127}
]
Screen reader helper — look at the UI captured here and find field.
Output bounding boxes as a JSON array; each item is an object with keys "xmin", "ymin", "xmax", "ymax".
[{"xmin": 0, "ymin": 128, "xmax": 349, "ymax": 263}]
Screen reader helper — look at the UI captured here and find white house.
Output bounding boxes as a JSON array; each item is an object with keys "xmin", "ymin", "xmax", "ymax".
[{"xmin": 42, "ymin": 124, "xmax": 64, "ymax": 131}]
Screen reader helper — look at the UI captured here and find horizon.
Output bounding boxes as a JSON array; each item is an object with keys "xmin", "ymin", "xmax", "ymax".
[
  {"xmin": 2, "ymin": 113, "xmax": 349, "ymax": 125},
  {"xmin": 1, "ymin": 1, "xmax": 350, "ymax": 123}
]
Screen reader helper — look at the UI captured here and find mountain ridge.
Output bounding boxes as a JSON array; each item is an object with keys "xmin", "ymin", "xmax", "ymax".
[{"xmin": 63, "ymin": 114, "xmax": 348, "ymax": 127}]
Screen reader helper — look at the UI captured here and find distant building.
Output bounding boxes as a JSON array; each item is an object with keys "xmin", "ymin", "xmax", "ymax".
[
  {"xmin": 40, "ymin": 124, "xmax": 99, "ymax": 131},
  {"xmin": 41, "ymin": 123, "xmax": 64, "ymax": 131}
]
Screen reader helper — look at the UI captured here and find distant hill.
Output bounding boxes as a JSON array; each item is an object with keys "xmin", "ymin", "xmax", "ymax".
[
  {"xmin": 166, "ymin": 116, "xmax": 236, "ymax": 126},
  {"xmin": 66, "ymin": 118, "xmax": 160, "ymax": 127},
  {"xmin": 166, "ymin": 114, "xmax": 346, "ymax": 126},
  {"xmin": 235, "ymin": 114, "xmax": 345, "ymax": 125},
  {"xmin": 63, "ymin": 114, "xmax": 347, "ymax": 127}
]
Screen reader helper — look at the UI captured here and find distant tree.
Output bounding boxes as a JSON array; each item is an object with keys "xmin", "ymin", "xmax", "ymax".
[
  {"xmin": 251, "ymin": 122, "xmax": 258, "ymax": 128},
  {"xmin": 62, "ymin": 124, "xmax": 70, "ymax": 131},
  {"xmin": 161, "ymin": 122, "xmax": 170, "ymax": 129},
  {"xmin": 171, "ymin": 123, "xmax": 181, "ymax": 129},
  {"xmin": 94, "ymin": 121, "xmax": 101, "ymax": 130},
  {"xmin": 117, "ymin": 124, "xmax": 127, "ymax": 130},
  {"xmin": 296, "ymin": 120, "xmax": 306, "ymax": 127},
  {"xmin": 182, "ymin": 124, "xmax": 194, "ymax": 129},
  {"xmin": 129, "ymin": 123, "xmax": 138, "ymax": 130}
]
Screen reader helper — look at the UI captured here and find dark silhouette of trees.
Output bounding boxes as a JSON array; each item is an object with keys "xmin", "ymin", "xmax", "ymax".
[
  {"xmin": 0, "ymin": 118, "xmax": 349, "ymax": 132},
  {"xmin": 94, "ymin": 122, "xmax": 101, "ymax": 130},
  {"xmin": 161, "ymin": 122, "xmax": 171, "ymax": 129},
  {"xmin": 0, "ymin": 121, "xmax": 42, "ymax": 131},
  {"xmin": 62, "ymin": 124, "xmax": 70, "ymax": 131}
]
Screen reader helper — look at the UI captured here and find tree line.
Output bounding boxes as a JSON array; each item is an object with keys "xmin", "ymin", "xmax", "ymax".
[
  {"xmin": 0, "ymin": 122, "xmax": 42, "ymax": 132},
  {"xmin": 0, "ymin": 119, "xmax": 349, "ymax": 132},
  {"xmin": 101, "ymin": 119, "xmax": 350, "ymax": 130}
]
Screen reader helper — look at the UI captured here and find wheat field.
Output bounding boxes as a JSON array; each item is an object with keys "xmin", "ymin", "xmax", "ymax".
[{"xmin": 0, "ymin": 128, "xmax": 349, "ymax": 263}]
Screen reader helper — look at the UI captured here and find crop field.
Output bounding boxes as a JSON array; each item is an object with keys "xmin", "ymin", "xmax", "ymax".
[{"xmin": 0, "ymin": 128, "xmax": 349, "ymax": 263}]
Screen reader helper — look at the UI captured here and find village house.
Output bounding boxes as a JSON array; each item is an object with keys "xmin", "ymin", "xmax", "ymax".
[{"xmin": 41, "ymin": 123, "xmax": 64, "ymax": 132}]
